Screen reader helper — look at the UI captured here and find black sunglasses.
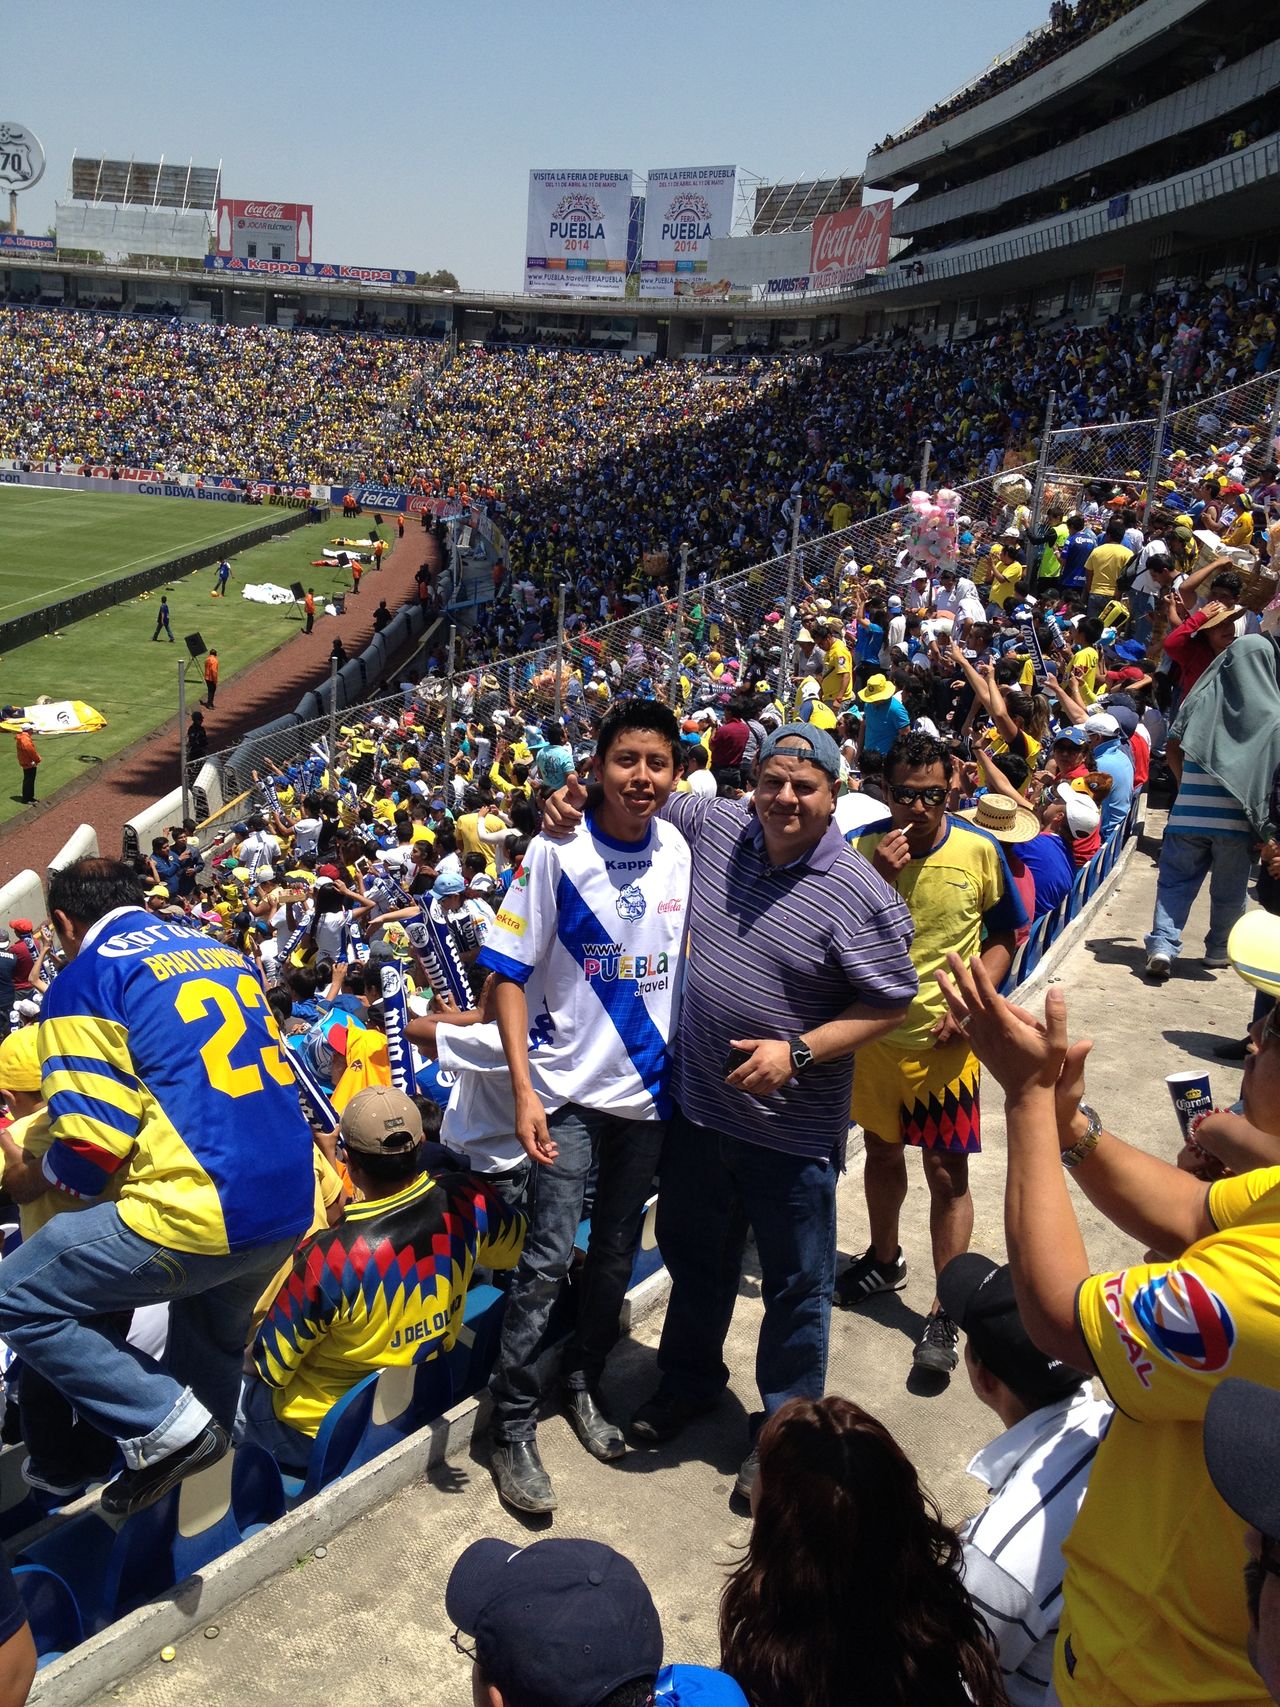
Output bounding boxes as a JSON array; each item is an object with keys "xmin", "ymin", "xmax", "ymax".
[{"xmin": 890, "ymin": 785, "xmax": 948, "ymax": 807}]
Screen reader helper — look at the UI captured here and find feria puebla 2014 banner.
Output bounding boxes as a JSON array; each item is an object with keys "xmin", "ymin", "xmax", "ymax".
[
  {"xmin": 639, "ymin": 166, "xmax": 736, "ymax": 299},
  {"xmin": 525, "ymin": 168, "xmax": 632, "ymax": 297}
]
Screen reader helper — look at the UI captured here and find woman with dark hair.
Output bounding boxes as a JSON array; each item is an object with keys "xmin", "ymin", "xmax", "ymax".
[{"xmin": 719, "ymin": 1396, "xmax": 1008, "ymax": 1707}]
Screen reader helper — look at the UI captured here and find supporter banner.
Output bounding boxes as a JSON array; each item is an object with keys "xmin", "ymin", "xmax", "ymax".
[
  {"xmin": 0, "ymin": 700, "xmax": 105, "ymax": 736},
  {"xmin": 809, "ymin": 200, "xmax": 893, "ymax": 291},
  {"xmin": 203, "ymin": 256, "xmax": 415, "ymax": 285},
  {"xmin": 0, "ymin": 231, "xmax": 54, "ymax": 254},
  {"xmin": 525, "ymin": 168, "xmax": 631, "ymax": 297},
  {"xmin": 640, "ymin": 166, "xmax": 735, "ymax": 299}
]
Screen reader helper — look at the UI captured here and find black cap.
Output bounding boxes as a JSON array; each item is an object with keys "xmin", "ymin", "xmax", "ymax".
[
  {"xmin": 939, "ymin": 1254, "xmax": 1089, "ymax": 1410},
  {"xmin": 446, "ymin": 1537, "xmax": 662, "ymax": 1707},
  {"xmin": 1205, "ymin": 1379, "xmax": 1280, "ymax": 1539}
]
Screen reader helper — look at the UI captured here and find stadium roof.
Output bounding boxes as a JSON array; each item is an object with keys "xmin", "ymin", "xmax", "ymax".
[{"xmin": 751, "ymin": 176, "xmax": 862, "ymax": 235}]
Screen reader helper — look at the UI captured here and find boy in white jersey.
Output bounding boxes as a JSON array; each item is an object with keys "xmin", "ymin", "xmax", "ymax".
[{"xmin": 479, "ymin": 700, "xmax": 690, "ymax": 1514}]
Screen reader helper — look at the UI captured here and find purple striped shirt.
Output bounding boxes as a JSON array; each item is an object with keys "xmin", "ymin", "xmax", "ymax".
[{"xmin": 664, "ymin": 793, "xmax": 917, "ymax": 1159}]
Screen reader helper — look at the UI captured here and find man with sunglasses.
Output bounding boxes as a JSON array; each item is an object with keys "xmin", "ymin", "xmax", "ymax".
[{"xmin": 841, "ymin": 730, "xmax": 1026, "ymax": 1376}]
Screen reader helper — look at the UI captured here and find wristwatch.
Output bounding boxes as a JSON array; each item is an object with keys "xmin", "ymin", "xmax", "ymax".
[
  {"xmin": 789, "ymin": 1038, "xmax": 815, "ymax": 1075},
  {"xmin": 1061, "ymin": 1102, "xmax": 1102, "ymax": 1169}
]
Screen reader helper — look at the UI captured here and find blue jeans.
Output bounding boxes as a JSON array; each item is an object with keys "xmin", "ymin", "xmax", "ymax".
[
  {"xmin": 489, "ymin": 1103, "xmax": 663, "ymax": 1442},
  {"xmin": 234, "ymin": 1373, "xmax": 314, "ymax": 1474},
  {"xmin": 0, "ymin": 1202, "xmax": 297, "ymax": 1469},
  {"xmin": 1145, "ymin": 832, "xmax": 1254, "ymax": 962},
  {"xmin": 653, "ymin": 1108, "xmax": 837, "ymax": 1420}
]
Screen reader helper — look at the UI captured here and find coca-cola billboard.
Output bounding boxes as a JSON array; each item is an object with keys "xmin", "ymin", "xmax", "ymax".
[
  {"xmin": 216, "ymin": 198, "xmax": 313, "ymax": 263},
  {"xmin": 809, "ymin": 201, "xmax": 892, "ymax": 290}
]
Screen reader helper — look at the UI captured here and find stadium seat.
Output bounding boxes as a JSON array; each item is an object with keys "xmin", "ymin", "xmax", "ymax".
[
  {"xmin": 280, "ymin": 1371, "xmax": 380, "ymax": 1507},
  {"xmin": 348, "ymin": 1357, "xmax": 454, "ymax": 1471},
  {"xmin": 170, "ymin": 1450, "xmax": 243, "ymax": 1583},
  {"xmin": 17, "ymin": 1504, "xmax": 176, "ymax": 1633},
  {"xmin": 230, "ymin": 1442, "xmax": 287, "ymax": 1537},
  {"xmin": 630, "ymin": 1194, "xmax": 662, "ymax": 1287},
  {"xmin": 1019, "ymin": 915, "xmax": 1051, "ymax": 982},
  {"xmin": 1070, "ymin": 866, "xmax": 1089, "ymax": 912},
  {"xmin": 444, "ymin": 1285, "xmax": 507, "ymax": 1401},
  {"xmin": 13, "ymin": 1563, "xmax": 83, "ymax": 1667}
]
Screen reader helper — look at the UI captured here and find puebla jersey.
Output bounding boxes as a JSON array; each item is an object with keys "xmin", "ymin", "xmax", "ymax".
[
  {"xmin": 38, "ymin": 906, "xmax": 315, "ymax": 1256},
  {"xmin": 476, "ymin": 814, "xmax": 690, "ymax": 1120},
  {"xmin": 1060, "ymin": 1167, "xmax": 1280, "ymax": 1707}
]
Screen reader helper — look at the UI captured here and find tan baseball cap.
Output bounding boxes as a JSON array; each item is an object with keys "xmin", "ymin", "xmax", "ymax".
[{"xmin": 340, "ymin": 1085, "xmax": 423, "ymax": 1155}]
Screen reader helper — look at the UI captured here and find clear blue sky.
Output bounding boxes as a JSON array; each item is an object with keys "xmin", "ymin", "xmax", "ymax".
[{"xmin": 10, "ymin": 0, "xmax": 1045, "ymax": 289}]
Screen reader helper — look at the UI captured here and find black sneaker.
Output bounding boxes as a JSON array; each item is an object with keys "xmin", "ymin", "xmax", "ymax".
[
  {"xmin": 835, "ymin": 1246, "xmax": 907, "ymax": 1308},
  {"xmin": 913, "ymin": 1310, "xmax": 959, "ymax": 1374},
  {"xmin": 629, "ymin": 1389, "xmax": 717, "ymax": 1446},
  {"xmin": 99, "ymin": 1422, "xmax": 229, "ymax": 1519},
  {"xmin": 21, "ymin": 1458, "xmax": 91, "ymax": 1500}
]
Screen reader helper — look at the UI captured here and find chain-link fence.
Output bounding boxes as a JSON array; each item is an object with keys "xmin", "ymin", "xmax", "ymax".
[{"xmin": 182, "ymin": 364, "xmax": 1280, "ymax": 855}]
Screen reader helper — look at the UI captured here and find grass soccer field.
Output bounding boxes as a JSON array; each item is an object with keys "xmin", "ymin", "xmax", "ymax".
[
  {"xmin": 0, "ymin": 485, "xmax": 280, "ymax": 621},
  {"xmin": 0, "ymin": 502, "xmax": 400, "ymax": 827}
]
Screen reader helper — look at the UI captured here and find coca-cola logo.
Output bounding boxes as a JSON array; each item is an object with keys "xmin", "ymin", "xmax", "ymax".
[
  {"xmin": 242, "ymin": 202, "xmax": 286, "ymax": 219},
  {"xmin": 810, "ymin": 203, "xmax": 892, "ymax": 281}
]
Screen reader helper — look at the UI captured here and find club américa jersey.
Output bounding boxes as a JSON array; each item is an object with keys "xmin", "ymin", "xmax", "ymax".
[
  {"xmin": 476, "ymin": 813, "xmax": 691, "ymax": 1121},
  {"xmin": 38, "ymin": 906, "xmax": 315, "ymax": 1256},
  {"xmin": 1060, "ymin": 1166, "xmax": 1280, "ymax": 1707}
]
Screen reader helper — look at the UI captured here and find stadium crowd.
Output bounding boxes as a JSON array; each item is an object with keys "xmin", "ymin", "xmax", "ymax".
[
  {"xmin": 0, "ymin": 360, "xmax": 1277, "ymax": 1699},
  {"xmin": 1, "ymin": 252, "xmax": 1280, "ymax": 1704}
]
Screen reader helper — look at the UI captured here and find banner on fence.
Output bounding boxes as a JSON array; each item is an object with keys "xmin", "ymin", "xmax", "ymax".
[
  {"xmin": 0, "ymin": 231, "xmax": 54, "ymax": 254},
  {"xmin": 204, "ymin": 256, "xmax": 415, "ymax": 285},
  {"xmin": 0, "ymin": 465, "xmax": 317, "ymax": 504},
  {"xmin": 525, "ymin": 168, "xmax": 631, "ymax": 297},
  {"xmin": 809, "ymin": 200, "xmax": 893, "ymax": 291},
  {"xmin": 640, "ymin": 166, "xmax": 736, "ymax": 298}
]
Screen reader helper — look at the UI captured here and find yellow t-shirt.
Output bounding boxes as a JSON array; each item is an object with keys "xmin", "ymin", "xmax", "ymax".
[
  {"xmin": 850, "ymin": 817, "xmax": 1022, "ymax": 1052},
  {"xmin": 1064, "ymin": 1166, "xmax": 1280, "ymax": 1707},
  {"xmin": 1071, "ymin": 646, "xmax": 1101, "ymax": 704},
  {"xmin": 1083, "ymin": 542, "xmax": 1132, "ymax": 599},
  {"xmin": 821, "ymin": 640, "xmax": 853, "ymax": 705},
  {"xmin": 2, "ymin": 1106, "xmax": 122, "ymax": 1239}
]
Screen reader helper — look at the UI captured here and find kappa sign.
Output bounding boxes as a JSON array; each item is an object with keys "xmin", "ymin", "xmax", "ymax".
[{"xmin": 809, "ymin": 202, "xmax": 892, "ymax": 290}]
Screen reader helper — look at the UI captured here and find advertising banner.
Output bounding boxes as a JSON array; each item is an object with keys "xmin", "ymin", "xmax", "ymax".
[
  {"xmin": 0, "ymin": 232, "xmax": 54, "ymax": 254},
  {"xmin": 525, "ymin": 169, "xmax": 631, "ymax": 297},
  {"xmin": 809, "ymin": 200, "xmax": 893, "ymax": 291},
  {"xmin": 640, "ymin": 166, "xmax": 735, "ymax": 298},
  {"xmin": 216, "ymin": 199, "xmax": 312, "ymax": 263},
  {"xmin": 203, "ymin": 256, "xmax": 415, "ymax": 285}
]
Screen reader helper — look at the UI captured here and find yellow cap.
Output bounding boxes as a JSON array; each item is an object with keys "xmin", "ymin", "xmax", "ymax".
[
  {"xmin": 1228, "ymin": 910, "xmax": 1280, "ymax": 999},
  {"xmin": 0, "ymin": 1024, "xmax": 42, "ymax": 1093}
]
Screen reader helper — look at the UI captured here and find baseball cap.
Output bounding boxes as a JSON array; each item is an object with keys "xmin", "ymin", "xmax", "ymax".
[
  {"xmin": 938, "ymin": 1253, "xmax": 1089, "ymax": 1409},
  {"xmin": 446, "ymin": 1537, "xmax": 662, "ymax": 1707},
  {"xmin": 1083, "ymin": 712, "xmax": 1119, "ymax": 739},
  {"xmin": 1052, "ymin": 727, "xmax": 1087, "ymax": 748},
  {"xmin": 757, "ymin": 722, "xmax": 842, "ymax": 782},
  {"xmin": 1227, "ymin": 909, "xmax": 1280, "ymax": 999},
  {"xmin": 433, "ymin": 871, "xmax": 466, "ymax": 897},
  {"xmin": 146, "ymin": 884, "xmax": 170, "ymax": 899},
  {"xmin": 8, "ymin": 919, "xmax": 33, "ymax": 934},
  {"xmin": 1204, "ymin": 1379, "xmax": 1280, "ymax": 1540},
  {"xmin": 0, "ymin": 1025, "xmax": 41, "ymax": 1093},
  {"xmin": 339, "ymin": 1085, "xmax": 424, "ymax": 1156},
  {"xmin": 1055, "ymin": 781, "xmax": 1101, "ymax": 835}
]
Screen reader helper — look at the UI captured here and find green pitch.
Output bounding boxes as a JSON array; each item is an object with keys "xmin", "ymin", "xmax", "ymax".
[
  {"xmin": 0, "ymin": 492, "xmax": 401, "ymax": 828},
  {"xmin": 0, "ymin": 485, "xmax": 277, "ymax": 620}
]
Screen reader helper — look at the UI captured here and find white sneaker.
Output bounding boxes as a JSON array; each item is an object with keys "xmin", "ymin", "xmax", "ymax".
[{"xmin": 1145, "ymin": 952, "xmax": 1172, "ymax": 980}]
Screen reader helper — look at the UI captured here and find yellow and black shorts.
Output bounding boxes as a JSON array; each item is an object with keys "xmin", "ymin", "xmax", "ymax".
[{"xmin": 851, "ymin": 1037, "xmax": 982, "ymax": 1154}]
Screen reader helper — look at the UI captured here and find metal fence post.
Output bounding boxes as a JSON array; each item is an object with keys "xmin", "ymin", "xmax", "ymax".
[
  {"xmin": 443, "ymin": 621, "xmax": 457, "ymax": 781},
  {"xmin": 667, "ymin": 543, "xmax": 689, "ymax": 707},
  {"xmin": 1268, "ymin": 371, "xmax": 1280, "ymax": 468},
  {"xmin": 779, "ymin": 500, "xmax": 803, "ymax": 706},
  {"xmin": 553, "ymin": 584, "xmax": 567, "ymax": 722},
  {"xmin": 1028, "ymin": 389, "xmax": 1057, "ymax": 540},
  {"xmin": 918, "ymin": 439, "xmax": 932, "ymax": 494},
  {"xmin": 178, "ymin": 660, "xmax": 190, "ymax": 823},
  {"xmin": 327, "ymin": 656, "xmax": 340, "ymax": 786},
  {"xmin": 1143, "ymin": 368, "xmax": 1174, "ymax": 520}
]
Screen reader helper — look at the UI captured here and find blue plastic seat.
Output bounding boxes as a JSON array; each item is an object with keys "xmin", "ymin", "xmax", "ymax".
[
  {"xmin": 231, "ymin": 1441, "xmax": 286, "ymax": 1537},
  {"xmin": 444, "ymin": 1285, "xmax": 507, "ymax": 1401},
  {"xmin": 630, "ymin": 1194, "xmax": 662, "ymax": 1287},
  {"xmin": 1019, "ymin": 914, "xmax": 1051, "ymax": 982},
  {"xmin": 348, "ymin": 1357, "xmax": 454, "ymax": 1471},
  {"xmin": 171, "ymin": 1451, "xmax": 243, "ymax": 1583},
  {"xmin": 280, "ymin": 1370, "xmax": 380, "ymax": 1507},
  {"xmin": 17, "ymin": 1505, "xmax": 175, "ymax": 1634},
  {"xmin": 13, "ymin": 1563, "xmax": 83, "ymax": 1667}
]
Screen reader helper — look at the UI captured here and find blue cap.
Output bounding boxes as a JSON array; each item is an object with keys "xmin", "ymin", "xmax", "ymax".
[
  {"xmin": 1052, "ymin": 727, "xmax": 1087, "ymax": 747},
  {"xmin": 758, "ymin": 721, "xmax": 842, "ymax": 781},
  {"xmin": 1113, "ymin": 639, "xmax": 1146, "ymax": 664},
  {"xmin": 432, "ymin": 872, "xmax": 466, "ymax": 897},
  {"xmin": 446, "ymin": 1538, "xmax": 662, "ymax": 1707}
]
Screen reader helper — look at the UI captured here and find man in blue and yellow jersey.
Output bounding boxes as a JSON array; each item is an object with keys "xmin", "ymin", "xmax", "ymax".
[
  {"xmin": 0, "ymin": 859, "xmax": 316, "ymax": 1518},
  {"xmin": 241, "ymin": 1086, "xmax": 524, "ymax": 1471}
]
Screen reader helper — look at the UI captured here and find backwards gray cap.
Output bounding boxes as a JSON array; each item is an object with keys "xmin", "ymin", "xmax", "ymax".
[{"xmin": 757, "ymin": 721, "xmax": 842, "ymax": 781}]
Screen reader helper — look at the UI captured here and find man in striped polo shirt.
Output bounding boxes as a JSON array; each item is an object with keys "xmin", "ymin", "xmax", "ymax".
[{"xmin": 545, "ymin": 722, "xmax": 917, "ymax": 1500}]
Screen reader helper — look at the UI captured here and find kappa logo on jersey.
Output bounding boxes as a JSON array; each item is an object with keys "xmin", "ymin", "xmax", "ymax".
[
  {"xmin": 616, "ymin": 882, "xmax": 647, "ymax": 922},
  {"xmin": 1132, "ymin": 1269, "xmax": 1236, "ymax": 1374}
]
